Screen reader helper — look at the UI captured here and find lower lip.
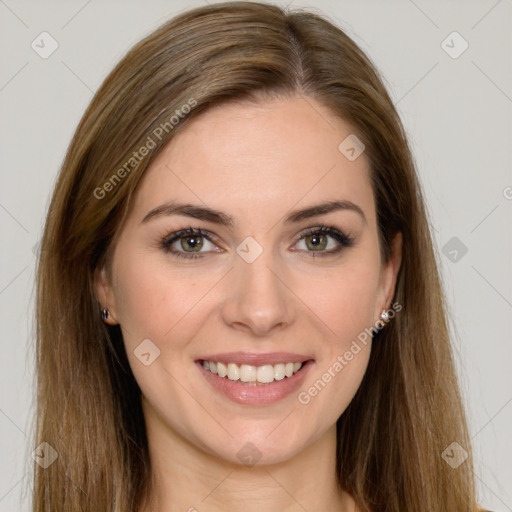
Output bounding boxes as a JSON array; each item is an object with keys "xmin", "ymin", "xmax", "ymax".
[{"xmin": 196, "ymin": 360, "xmax": 314, "ymax": 405}]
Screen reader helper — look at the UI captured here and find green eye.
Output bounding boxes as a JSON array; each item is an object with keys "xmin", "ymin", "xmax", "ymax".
[
  {"xmin": 161, "ymin": 225, "xmax": 354, "ymax": 260},
  {"xmin": 161, "ymin": 228, "xmax": 213, "ymax": 259},
  {"xmin": 294, "ymin": 225, "xmax": 355, "ymax": 257},
  {"xmin": 303, "ymin": 232, "xmax": 329, "ymax": 251},
  {"xmin": 176, "ymin": 233, "xmax": 204, "ymax": 252}
]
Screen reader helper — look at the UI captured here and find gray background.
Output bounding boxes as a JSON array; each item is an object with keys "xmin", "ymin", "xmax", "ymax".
[{"xmin": 0, "ymin": 0, "xmax": 511, "ymax": 510}]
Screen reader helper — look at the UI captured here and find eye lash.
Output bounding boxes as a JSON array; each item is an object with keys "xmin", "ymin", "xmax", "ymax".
[
  {"xmin": 295, "ymin": 224, "xmax": 355, "ymax": 257},
  {"xmin": 161, "ymin": 227, "xmax": 213, "ymax": 259},
  {"xmin": 160, "ymin": 224, "xmax": 355, "ymax": 260}
]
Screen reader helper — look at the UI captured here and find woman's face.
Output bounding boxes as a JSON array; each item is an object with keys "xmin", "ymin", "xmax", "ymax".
[{"xmin": 96, "ymin": 95, "xmax": 401, "ymax": 465}]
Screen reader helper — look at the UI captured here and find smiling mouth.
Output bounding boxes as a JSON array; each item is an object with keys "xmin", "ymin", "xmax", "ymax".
[{"xmin": 200, "ymin": 360, "xmax": 307, "ymax": 385}]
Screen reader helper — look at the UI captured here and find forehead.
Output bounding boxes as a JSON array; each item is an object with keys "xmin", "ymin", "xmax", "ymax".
[{"xmin": 131, "ymin": 95, "xmax": 375, "ymax": 228}]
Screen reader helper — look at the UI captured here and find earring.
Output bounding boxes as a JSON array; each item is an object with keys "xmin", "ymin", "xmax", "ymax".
[
  {"xmin": 101, "ymin": 307, "xmax": 109, "ymax": 321},
  {"xmin": 374, "ymin": 309, "xmax": 389, "ymax": 337}
]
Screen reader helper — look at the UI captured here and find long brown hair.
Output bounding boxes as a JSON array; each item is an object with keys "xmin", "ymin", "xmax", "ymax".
[{"xmin": 32, "ymin": 2, "xmax": 478, "ymax": 510}]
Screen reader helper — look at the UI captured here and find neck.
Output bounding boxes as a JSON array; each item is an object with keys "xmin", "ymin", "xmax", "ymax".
[{"xmin": 139, "ymin": 399, "xmax": 357, "ymax": 512}]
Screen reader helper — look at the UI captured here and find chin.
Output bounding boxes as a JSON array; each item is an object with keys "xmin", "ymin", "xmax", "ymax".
[{"xmin": 198, "ymin": 420, "xmax": 317, "ymax": 468}]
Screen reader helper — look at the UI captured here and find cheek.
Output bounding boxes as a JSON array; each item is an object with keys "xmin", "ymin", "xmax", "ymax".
[
  {"xmin": 294, "ymin": 257, "xmax": 378, "ymax": 416},
  {"xmin": 111, "ymin": 256, "xmax": 209, "ymax": 419},
  {"xmin": 302, "ymin": 258, "xmax": 380, "ymax": 344},
  {"xmin": 111, "ymin": 249, "xmax": 223, "ymax": 381},
  {"xmin": 111, "ymin": 252, "xmax": 196, "ymax": 350},
  {"xmin": 115, "ymin": 269, "xmax": 166, "ymax": 336}
]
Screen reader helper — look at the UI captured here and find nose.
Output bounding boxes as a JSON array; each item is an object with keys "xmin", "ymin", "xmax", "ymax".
[{"xmin": 220, "ymin": 246, "xmax": 294, "ymax": 337}]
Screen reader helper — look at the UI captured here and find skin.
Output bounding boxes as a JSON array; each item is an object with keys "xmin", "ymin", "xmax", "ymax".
[{"xmin": 96, "ymin": 95, "xmax": 402, "ymax": 512}]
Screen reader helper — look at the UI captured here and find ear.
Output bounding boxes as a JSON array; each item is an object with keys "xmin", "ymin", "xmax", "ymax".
[
  {"xmin": 375, "ymin": 231, "xmax": 402, "ymax": 321},
  {"xmin": 94, "ymin": 265, "xmax": 119, "ymax": 325}
]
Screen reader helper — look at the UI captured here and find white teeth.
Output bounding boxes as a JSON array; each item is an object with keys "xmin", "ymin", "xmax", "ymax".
[
  {"xmin": 257, "ymin": 365, "xmax": 275, "ymax": 384},
  {"xmin": 203, "ymin": 360, "xmax": 304, "ymax": 384},
  {"xmin": 274, "ymin": 363, "xmax": 285, "ymax": 381},
  {"xmin": 217, "ymin": 361, "xmax": 227, "ymax": 378},
  {"xmin": 240, "ymin": 365, "xmax": 257, "ymax": 382},
  {"xmin": 227, "ymin": 363, "xmax": 239, "ymax": 381}
]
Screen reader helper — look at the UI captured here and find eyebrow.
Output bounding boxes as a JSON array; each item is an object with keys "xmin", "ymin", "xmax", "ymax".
[{"xmin": 141, "ymin": 199, "xmax": 367, "ymax": 227}]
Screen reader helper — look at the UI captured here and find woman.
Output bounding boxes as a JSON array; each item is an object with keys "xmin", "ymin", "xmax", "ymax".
[{"xmin": 33, "ymin": 2, "xmax": 485, "ymax": 511}]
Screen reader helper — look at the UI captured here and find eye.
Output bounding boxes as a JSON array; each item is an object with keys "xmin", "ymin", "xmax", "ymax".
[
  {"xmin": 161, "ymin": 227, "xmax": 219, "ymax": 259},
  {"xmin": 160, "ymin": 224, "xmax": 355, "ymax": 260},
  {"xmin": 292, "ymin": 225, "xmax": 355, "ymax": 257}
]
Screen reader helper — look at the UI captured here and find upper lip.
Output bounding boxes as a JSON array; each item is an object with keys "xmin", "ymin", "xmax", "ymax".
[{"xmin": 197, "ymin": 351, "xmax": 314, "ymax": 366}]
